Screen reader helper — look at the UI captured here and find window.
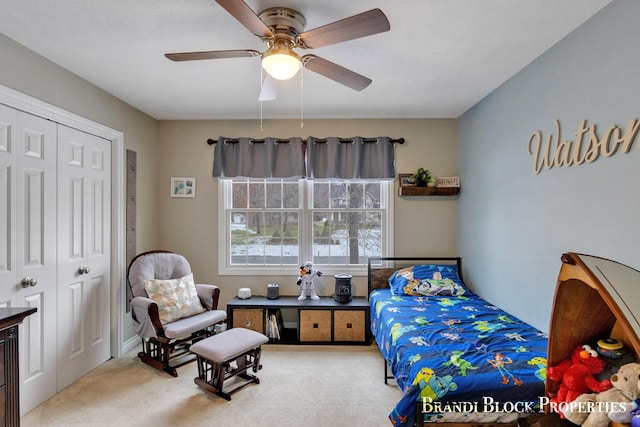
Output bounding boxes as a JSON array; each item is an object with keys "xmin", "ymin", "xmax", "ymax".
[{"xmin": 219, "ymin": 178, "xmax": 393, "ymax": 275}]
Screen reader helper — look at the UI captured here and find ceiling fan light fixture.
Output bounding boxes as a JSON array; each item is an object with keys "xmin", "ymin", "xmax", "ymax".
[
  {"xmin": 167, "ymin": 3, "xmax": 390, "ymax": 93},
  {"xmin": 261, "ymin": 47, "xmax": 301, "ymax": 80}
]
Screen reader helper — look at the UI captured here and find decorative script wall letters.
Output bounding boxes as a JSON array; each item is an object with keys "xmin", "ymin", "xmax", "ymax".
[{"xmin": 527, "ymin": 119, "xmax": 640, "ymax": 174}]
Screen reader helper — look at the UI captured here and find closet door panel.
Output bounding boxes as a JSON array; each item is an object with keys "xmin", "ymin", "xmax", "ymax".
[
  {"xmin": 0, "ymin": 163, "xmax": 9, "ymax": 291},
  {"xmin": 57, "ymin": 125, "xmax": 111, "ymax": 391},
  {"xmin": 0, "ymin": 105, "xmax": 16, "ymax": 308},
  {"xmin": 15, "ymin": 111, "xmax": 57, "ymax": 415}
]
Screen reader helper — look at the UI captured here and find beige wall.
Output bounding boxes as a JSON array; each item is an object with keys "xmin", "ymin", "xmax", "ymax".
[{"xmin": 157, "ymin": 118, "xmax": 458, "ymax": 310}]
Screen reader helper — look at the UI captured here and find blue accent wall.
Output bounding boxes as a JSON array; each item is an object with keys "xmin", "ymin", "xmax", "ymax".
[{"xmin": 457, "ymin": 0, "xmax": 640, "ymax": 331}]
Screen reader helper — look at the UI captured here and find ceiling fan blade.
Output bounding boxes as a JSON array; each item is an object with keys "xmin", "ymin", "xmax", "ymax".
[
  {"xmin": 297, "ymin": 9, "xmax": 390, "ymax": 49},
  {"xmin": 302, "ymin": 55, "xmax": 372, "ymax": 91},
  {"xmin": 165, "ymin": 49, "xmax": 260, "ymax": 62},
  {"xmin": 258, "ymin": 74, "xmax": 280, "ymax": 101},
  {"xmin": 215, "ymin": 0, "xmax": 274, "ymax": 39}
]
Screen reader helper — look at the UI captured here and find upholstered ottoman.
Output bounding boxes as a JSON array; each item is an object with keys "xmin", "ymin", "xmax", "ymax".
[{"xmin": 190, "ymin": 327, "xmax": 268, "ymax": 400}]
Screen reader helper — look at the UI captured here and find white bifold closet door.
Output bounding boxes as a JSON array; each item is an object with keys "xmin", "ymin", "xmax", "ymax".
[
  {"xmin": 0, "ymin": 105, "xmax": 58, "ymax": 414},
  {"xmin": 56, "ymin": 124, "xmax": 111, "ymax": 391},
  {"xmin": 0, "ymin": 105, "xmax": 112, "ymax": 414}
]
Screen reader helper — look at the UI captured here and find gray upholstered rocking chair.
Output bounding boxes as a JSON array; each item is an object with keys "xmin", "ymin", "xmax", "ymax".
[{"xmin": 127, "ymin": 250, "xmax": 227, "ymax": 377}]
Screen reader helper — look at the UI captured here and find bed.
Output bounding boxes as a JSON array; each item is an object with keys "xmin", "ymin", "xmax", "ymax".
[{"xmin": 368, "ymin": 257, "xmax": 548, "ymax": 426}]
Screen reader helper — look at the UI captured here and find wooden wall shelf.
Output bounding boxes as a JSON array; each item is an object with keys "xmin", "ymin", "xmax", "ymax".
[{"xmin": 398, "ymin": 186, "xmax": 459, "ymax": 196}]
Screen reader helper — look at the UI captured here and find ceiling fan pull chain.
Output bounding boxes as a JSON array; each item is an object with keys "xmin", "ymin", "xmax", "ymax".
[
  {"xmin": 300, "ymin": 67, "xmax": 304, "ymax": 129},
  {"xmin": 260, "ymin": 66, "xmax": 264, "ymax": 132}
]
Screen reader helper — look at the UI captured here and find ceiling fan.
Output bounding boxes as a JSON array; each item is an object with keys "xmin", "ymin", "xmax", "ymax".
[{"xmin": 165, "ymin": 0, "xmax": 390, "ymax": 100}]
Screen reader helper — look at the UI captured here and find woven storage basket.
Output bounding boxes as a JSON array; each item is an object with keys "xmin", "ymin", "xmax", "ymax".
[
  {"xmin": 299, "ymin": 310, "xmax": 331, "ymax": 341},
  {"xmin": 232, "ymin": 309, "xmax": 263, "ymax": 334},
  {"xmin": 333, "ymin": 310, "xmax": 365, "ymax": 342}
]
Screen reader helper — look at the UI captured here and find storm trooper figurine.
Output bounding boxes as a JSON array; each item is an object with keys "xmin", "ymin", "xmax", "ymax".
[{"xmin": 296, "ymin": 261, "xmax": 322, "ymax": 300}]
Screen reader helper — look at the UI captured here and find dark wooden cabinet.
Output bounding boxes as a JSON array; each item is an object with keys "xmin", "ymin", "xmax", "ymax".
[
  {"xmin": 0, "ymin": 308, "xmax": 37, "ymax": 427},
  {"xmin": 227, "ymin": 296, "xmax": 370, "ymax": 345}
]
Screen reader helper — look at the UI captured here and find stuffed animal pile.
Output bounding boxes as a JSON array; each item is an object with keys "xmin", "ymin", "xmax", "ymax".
[
  {"xmin": 563, "ymin": 361, "xmax": 640, "ymax": 427},
  {"xmin": 547, "ymin": 344, "xmax": 612, "ymax": 411}
]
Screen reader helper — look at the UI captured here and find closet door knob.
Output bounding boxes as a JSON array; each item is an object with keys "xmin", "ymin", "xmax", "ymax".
[
  {"xmin": 78, "ymin": 266, "xmax": 91, "ymax": 275},
  {"xmin": 21, "ymin": 277, "xmax": 37, "ymax": 288}
]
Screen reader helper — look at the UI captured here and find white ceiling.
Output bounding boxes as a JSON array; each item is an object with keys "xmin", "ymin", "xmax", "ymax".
[{"xmin": 0, "ymin": 0, "xmax": 612, "ymax": 120}]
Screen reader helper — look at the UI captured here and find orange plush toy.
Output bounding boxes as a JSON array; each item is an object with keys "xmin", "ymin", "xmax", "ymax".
[{"xmin": 548, "ymin": 344, "xmax": 613, "ymax": 408}]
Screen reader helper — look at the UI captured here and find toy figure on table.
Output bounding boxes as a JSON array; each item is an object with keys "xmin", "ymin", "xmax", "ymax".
[{"xmin": 297, "ymin": 261, "xmax": 322, "ymax": 301}]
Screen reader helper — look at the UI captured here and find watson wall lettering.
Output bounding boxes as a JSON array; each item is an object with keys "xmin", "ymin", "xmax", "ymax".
[{"xmin": 528, "ymin": 119, "xmax": 640, "ymax": 174}]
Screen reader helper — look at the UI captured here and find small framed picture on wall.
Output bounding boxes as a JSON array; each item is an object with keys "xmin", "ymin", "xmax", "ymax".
[
  {"xmin": 170, "ymin": 177, "xmax": 196, "ymax": 198},
  {"xmin": 399, "ymin": 173, "xmax": 416, "ymax": 187}
]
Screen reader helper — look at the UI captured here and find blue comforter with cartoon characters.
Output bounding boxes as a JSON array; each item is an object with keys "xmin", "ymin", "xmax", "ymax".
[{"xmin": 370, "ymin": 288, "xmax": 548, "ymax": 426}]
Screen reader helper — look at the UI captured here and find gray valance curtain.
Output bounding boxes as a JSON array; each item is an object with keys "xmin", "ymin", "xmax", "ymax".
[
  {"xmin": 212, "ymin": 136, "xmax": 396, "ymax": 179},
  {"xmin": 212, "ymin": 137, "xmax": 305, "ymax": 178},
  {"xmin": 306, "ymin": 136, "xmax": 395, "ymax": 179}
]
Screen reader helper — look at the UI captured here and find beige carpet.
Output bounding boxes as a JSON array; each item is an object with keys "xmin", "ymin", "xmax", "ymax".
[{"xmin": 22, "ymin": 343, "xmax": 403, "ymax": 427}]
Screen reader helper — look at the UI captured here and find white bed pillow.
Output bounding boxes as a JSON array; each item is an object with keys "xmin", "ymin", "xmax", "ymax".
[{"xmin": 388, "ymin": 264, "xmax": 468, "ymax": 296}]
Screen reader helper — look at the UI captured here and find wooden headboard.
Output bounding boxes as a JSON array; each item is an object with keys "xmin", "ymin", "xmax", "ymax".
[{"xmin": 367, "ymin": 256, "xmax": 463, "ymax": 296}]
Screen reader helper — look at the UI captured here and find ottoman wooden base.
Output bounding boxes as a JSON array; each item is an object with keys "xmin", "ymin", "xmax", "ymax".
[{"xmin": 190, "ymin": 327, "xmax": 268, "ymax": 400}]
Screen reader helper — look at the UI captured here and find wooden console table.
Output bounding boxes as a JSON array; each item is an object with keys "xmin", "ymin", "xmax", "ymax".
[
  {"xmin": 227, "ymin": 296, "xmax": 370, "ymax": 345},
  {"xmin": 0, "ymin": 307, "xmax": 37, "ymax": 427}
]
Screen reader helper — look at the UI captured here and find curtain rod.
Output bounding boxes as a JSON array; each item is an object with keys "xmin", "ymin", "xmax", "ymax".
[{"xmin": 206, "ymin": 137, "xmax": 405, "ymax": 145}]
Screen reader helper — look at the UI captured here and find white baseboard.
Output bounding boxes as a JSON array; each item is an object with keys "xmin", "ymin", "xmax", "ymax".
[{"xmin": 121, "ymin": 336, "xmax": 140, "ymax": 355}]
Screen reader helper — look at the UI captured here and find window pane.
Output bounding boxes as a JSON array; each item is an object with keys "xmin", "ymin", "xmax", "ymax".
[
  {"xmin": 265, "ymin": 211, "xmax": 299, "ymax": 265},
  {"xmin": 230, "ymin": 211, "xmax": 248, "ymax": 263},
  {"xmin": 232, "ymin": 180, "xmax": 248, "ymax": 208},
  {"xmin": 281, "ymin": 212, "xmax": 299, "ymax": 243},
  {"xmin": 330, "ymin": 182, "xmax": 347, "ymax": 208},
  {"xmin": 365, "ymin": 182, "xmax": 381, "ymax": 208},
  {"xmin": 312, "ymin": 212, "xmax": 328, "ymax": 238},
  {"xmin": 346, "ymin": 211, "xmax": 363, "ymax": 263},
  {"xmin": 247, "ymin": 238, "xmax": 267, "ymax": 262},
  {"xmin": 246, "ymin": 212, "xmax": 265, "ymax": 237},
  {"xmin": 347, "ymin": 182, "xmax": 364, "ymax": 208},
  {"xmin": 266, "ymin": 182, "xmax": 282, "ymax": 208},
  {"xmin": 363, "ymin": 212, "xmax": 382, "ymax": 258},
  {"xmin": 249, "ymin": 182, "xmax": 265, "ymax": 208},
  {"xmin": 280, "ymin": 211, "xmax": 299, "ymax": 263},
  {"xmin": 313, "ymin": 182, "xmax": 329, "ymax": 208},
  {"xmin": 283, "ymin": 182, "xmax": 300, "ymax": 209}
]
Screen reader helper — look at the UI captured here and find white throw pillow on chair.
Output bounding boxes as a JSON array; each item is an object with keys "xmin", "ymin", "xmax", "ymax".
[{"xmin": 144, "ymin": 273, "xmax": 205, "ymax": 324}]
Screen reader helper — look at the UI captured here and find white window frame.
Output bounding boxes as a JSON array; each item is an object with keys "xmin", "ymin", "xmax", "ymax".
[{"xmin": 218, "ymin": 178, "xmax": 394, "ymax": 276}]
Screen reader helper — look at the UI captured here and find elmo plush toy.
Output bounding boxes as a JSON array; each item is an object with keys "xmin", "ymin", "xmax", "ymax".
[{"xmin": 548, "ymin": 344, "xmax": 612, "ymax": 409}]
